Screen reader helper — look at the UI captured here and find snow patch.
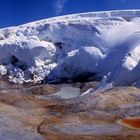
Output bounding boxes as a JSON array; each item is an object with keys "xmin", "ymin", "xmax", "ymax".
[{"xmin": 0, "ymin": 10, "xmax": 140, "ymax": 89}]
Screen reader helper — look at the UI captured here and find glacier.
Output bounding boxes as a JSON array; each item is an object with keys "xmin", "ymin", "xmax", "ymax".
[{"xmin": 0, "ymin": 10, "xmax": 140, "ymax": 88}]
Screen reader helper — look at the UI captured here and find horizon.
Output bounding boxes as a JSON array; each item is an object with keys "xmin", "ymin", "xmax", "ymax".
[{"xmin": 0, "ymin": 0, "xmax": 140, "ymax": 28}]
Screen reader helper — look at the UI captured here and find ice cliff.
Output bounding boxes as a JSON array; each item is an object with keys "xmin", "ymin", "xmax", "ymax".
[{"xmin": 0, "ymin": 10, "xmax": 140, "ymax": 87}]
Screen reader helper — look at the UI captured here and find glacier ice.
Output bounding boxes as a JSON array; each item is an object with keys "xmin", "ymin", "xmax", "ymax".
[{"xmin": 0, "ymin": 10, "xmax": 140, "ymax": 88}]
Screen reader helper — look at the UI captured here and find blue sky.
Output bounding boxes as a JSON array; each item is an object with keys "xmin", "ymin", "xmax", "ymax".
[{"xmin": 0, "ymin": 0, "xmax": 140, "ymax": 28}]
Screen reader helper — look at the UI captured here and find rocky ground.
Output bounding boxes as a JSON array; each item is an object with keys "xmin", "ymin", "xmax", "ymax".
[{"xmin": 0, "ymin": 79, "xmax": 139, "ymax": 140}]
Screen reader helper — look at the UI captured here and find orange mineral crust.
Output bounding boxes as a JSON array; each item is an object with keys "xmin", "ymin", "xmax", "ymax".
[{"xmin": 117, "ymin": 117, "xmax": 140, "ymax": 129}]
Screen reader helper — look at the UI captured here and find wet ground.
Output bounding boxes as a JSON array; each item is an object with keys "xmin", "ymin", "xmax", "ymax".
[{"xmin": 0, "ymin": 78, "xmax": 139, "ymax": 140}]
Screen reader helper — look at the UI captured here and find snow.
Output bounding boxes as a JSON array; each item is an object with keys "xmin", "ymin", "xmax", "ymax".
[
  {"xmin": 0, "ymin": 10, "xmax": 140, "ymax": 88},
  {"xmin": 0, "ymin": 65, "xmax": 7, "ymax": 75}
]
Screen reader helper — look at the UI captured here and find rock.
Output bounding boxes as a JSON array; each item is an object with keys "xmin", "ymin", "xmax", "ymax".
[
  {"xmin": 0, "ymin": 102, "xmax": 44, "ymax": 140},
  {"xmin": 0, "ymin": 81, "xmax": 139, "ymax": 139},
  {"xmin": 31, "ymin": 84, "xmax": 60, "ymax": 95},
  {"xmin": 38, "ymin": 110, "xmax": 140, "ymax": 140},
  {"xmin": 78, "ymin": 81, "xmax": 99, "ymax": 93},
  {"xmin": 38, "ymin": 86, "xmax": 140, "ymax": 140}
]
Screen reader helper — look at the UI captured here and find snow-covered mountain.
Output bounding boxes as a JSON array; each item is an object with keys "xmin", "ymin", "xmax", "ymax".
[{"xmin": 0, "ymin": 10, "xmax": 140, "ymax": 87}]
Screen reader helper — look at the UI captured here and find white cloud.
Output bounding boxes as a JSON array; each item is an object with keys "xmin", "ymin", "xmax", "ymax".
[{"xmin": 54, "ymin": 0, "xmax": 67, "ymax": 15}]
